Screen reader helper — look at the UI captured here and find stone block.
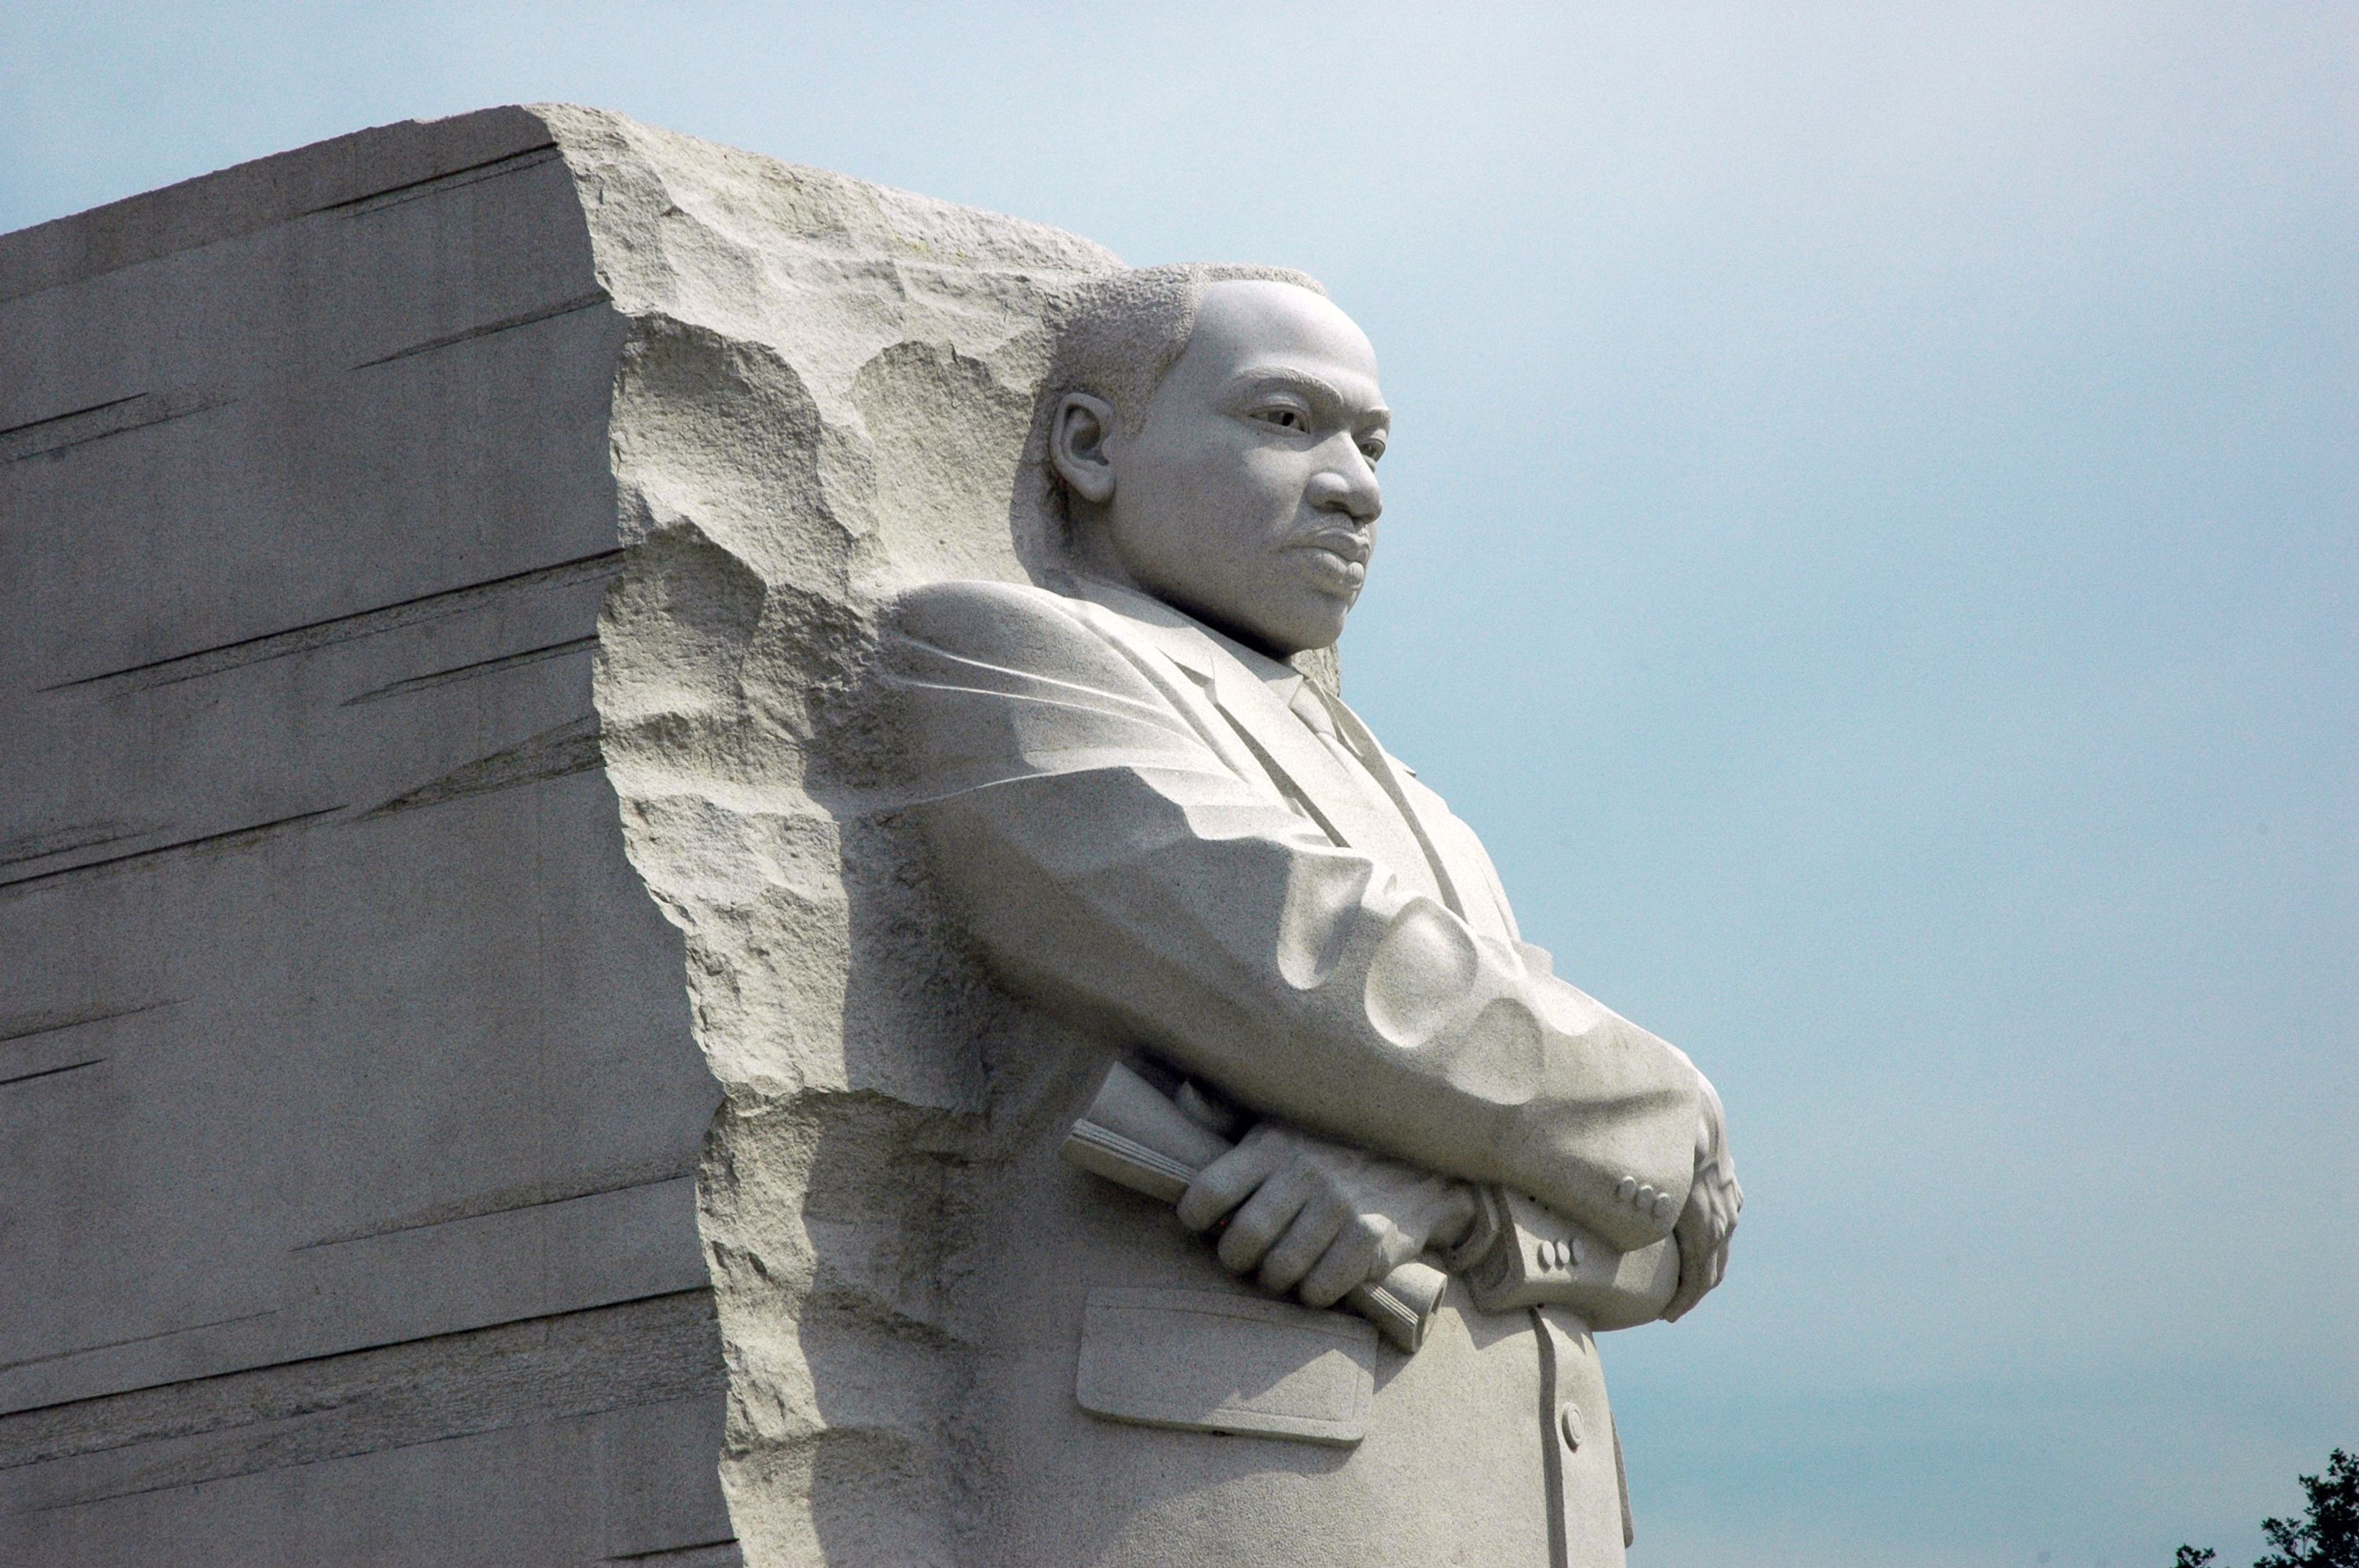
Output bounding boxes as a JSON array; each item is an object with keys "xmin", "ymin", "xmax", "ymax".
[{"xmin": 2, "ymin": 103, "xmax": 1117, "ymax": 1566}]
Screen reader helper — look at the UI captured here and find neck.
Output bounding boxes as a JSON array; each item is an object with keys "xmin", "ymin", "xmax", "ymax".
[
  {"xmin": 1062, "ymin": 512, "xmax": 1315, "ymax": 663},
  {"xmin": 1064, "ymin": 510, "xmax": 1145, "ymax": 599}
]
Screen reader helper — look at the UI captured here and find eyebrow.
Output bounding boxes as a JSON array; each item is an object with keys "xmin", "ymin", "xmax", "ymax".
[{"xmin": 1230, "ymin": 367, "xmax": 1390, "ymax": 424}]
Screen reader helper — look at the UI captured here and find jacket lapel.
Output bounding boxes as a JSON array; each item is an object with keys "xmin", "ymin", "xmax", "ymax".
[
  {"xmin": 1319, "ymin": 694, "xmax": 1489, "ymax": 922},
  {"xmin": 1065, "ymin": 580, "xmax": 1451, "ymax": 905},
  {"xmin": 1385, "ymin": 755, "xmax": 1525, "ymax": 946},
  {"xmin": 1327, "ymin": 701, "xmax": 1526, "ymax": 948}
]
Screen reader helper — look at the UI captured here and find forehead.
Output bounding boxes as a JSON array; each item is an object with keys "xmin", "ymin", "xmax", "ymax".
[{"xmin": 1176, "ymin": 281, "xmax": 1383, "ymax": 402}]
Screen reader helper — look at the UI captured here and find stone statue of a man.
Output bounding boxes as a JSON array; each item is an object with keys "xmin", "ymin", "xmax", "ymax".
[{"xmin": 883, "ymin": 263, "xmax": 1741, "ymax": 1567}]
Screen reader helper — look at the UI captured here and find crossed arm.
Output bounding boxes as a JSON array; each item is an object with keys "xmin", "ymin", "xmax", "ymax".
[
  {"xmin": 1180, "ymin": 1098, "xmax": 1738, "ymax": 1321},
  {"xmin": 886, "ymin": 580, "xmax": 1737, "ymax": 1319}
]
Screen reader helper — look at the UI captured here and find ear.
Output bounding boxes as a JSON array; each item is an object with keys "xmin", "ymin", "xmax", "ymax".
[{"xmin": 1049, "ymin": 392, "xmax": 1119, "ymax": 505}]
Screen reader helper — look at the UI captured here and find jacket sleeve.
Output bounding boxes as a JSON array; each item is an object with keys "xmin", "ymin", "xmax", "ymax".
[{"xmin": 882, "ymin": 579, "xmax": 1702, "ymax": 1251}]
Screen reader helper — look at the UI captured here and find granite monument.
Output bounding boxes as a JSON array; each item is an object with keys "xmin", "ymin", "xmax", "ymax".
[{"xmin": 0, "ymin": 106, "xmax": 1736, "ymax": 1568}]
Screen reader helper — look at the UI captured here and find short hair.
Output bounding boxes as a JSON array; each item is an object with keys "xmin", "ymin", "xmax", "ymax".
[{"xmin": 1040, "ymin": 262, "xmax": 1328, "ymax": 443}]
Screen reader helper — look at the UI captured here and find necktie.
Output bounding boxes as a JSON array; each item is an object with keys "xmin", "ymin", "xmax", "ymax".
[
  {"xmin": 1287, "ymin": 682, "xmax": 1380, "ymax": 787},
  {"xmin": 1288, "ymin": 681, "xmax": 1468, "ymax": 918}
]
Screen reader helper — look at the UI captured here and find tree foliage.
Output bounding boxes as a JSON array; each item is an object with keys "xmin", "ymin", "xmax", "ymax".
[
  {"xmin": 2255, "ymin": 1450, "xmax": 2359, "ymax": 1568},
  {"xmin": 2177, "ymin": 1449, "xmax": 2359, "ymax": 1568}
]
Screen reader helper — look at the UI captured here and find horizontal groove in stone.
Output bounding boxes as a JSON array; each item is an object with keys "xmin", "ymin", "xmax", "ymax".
[
  {"xmin": 0, "ymin": 1290, "xmax": 723, "ymax": 1509},
  {"xmin": 361, "ymin": 717, "xmax": 603, "ymax": 817},
  {"xmin": 0, "ymin": 108, "xmax": 560, "ymax": 304},
  {"xmin": 0, "ymin": 390, "xmax": 222, "ymax": 464},
  {"xmin": 0, "ymin": 1314, "xmax": 282, "ymax": 1383},
  {"xmin": 46, "ymin": 550, "xmax": 621, "ymax": 696},
  {"xmin": 294, "ymin": 1168, "xmax": 700, "ymax": 1251},
  {"xmin": 0, "ymin": 1058, "xmax": 104, "ymax": 1091},
  {"xmin": 0, "ymin": 394, "xmax": 145, "ymax": 442},
  {"xmin": 603, "ymin": 1539, "xmax": 743, "ymax": 1565},
  {"xmin": 0, "ymin": 821, "xmax": 167, "ymax": 873},
  {"xmin": 0, "ymin": 1002, "xmax": 174, "ymax": 1047},
  {"xmin": 351, "ymin": 289, "xmax": 609, "ymax": 370},
  {"xmin": 0, "ymin": 809, "xmax": 342, "ymax": 900},
  {"xmin": 343, "ymin": 634, "xmax": 598, "ymax": 706},
  {"xmin": 310, "ymin": 144, "xmax": 561, "ymax": 219}
]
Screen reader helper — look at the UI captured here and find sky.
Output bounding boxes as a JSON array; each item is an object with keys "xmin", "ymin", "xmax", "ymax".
[{"xmin": 4, "ymin": 4, "xmax": 2352, "ymax": 1564}]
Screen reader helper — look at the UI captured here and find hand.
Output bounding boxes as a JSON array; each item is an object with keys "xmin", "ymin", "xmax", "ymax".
[
  {"xmin": 1176, "ymin": 1123, "xmax": 1477, "ymax": 1309},
  {"xmin": 1662, "ymin": 1075, "xmax": 1742, "ymax": 1322}
]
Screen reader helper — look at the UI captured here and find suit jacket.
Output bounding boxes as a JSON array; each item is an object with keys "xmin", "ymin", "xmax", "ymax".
[{"xmin": 882, "ymin": 575, "xmax": 1704, "ymax": 1567}]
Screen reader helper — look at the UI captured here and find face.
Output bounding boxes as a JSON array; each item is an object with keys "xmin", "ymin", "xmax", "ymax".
[{"xmin": 1057, "ymin": 280, "xmax": 1390, "ymax": 657}]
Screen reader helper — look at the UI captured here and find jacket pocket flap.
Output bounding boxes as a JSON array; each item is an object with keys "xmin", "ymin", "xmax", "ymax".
[{"xmin": 1076, "ymin": 1287, "xmax": 1375, "ymax": 1447}]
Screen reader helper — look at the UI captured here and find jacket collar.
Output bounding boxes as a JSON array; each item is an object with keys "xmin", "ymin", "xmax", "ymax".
[
  {"xmin": 1062, "ymin": 574, "xmax": 1463, "ymax": 913},
  {"xmin": 1063, "ymin": 575, "xmax": 1301, "ymax": 693}
]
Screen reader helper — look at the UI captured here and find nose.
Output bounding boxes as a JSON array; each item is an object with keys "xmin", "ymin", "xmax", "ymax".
[{"xmin": 1307, "ymin": 450, "xmax": 1382, "ymax": 525}]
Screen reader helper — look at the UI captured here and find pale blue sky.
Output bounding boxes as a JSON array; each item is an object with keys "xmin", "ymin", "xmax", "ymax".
[{"xmin": 4, "ymin": 6, "xmax": 2351, "ymax": 1564}]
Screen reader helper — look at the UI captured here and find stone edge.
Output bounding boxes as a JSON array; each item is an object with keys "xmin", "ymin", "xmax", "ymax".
[{"xmin": 0, "ymin": 106, "xmax": 561, "ymax": 307}]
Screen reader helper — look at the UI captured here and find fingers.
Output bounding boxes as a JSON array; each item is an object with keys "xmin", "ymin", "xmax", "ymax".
[
  {"xmin": 1299, "ymin": 1215, "xmax": 1393, "ymax": 1308},
  {"xmin": 1662, "ymin": 1166, "xmax": 1743, "ymax": 1322},
  {"xmin": 1663, "ymin": 1263, "xmax": 1707, "ymax": 1321},
  {"xmin": 1256, "ymin": 1198, "xmax": 1348, "ymax": 1295},
  {"xmin": 1422, "ymin": 1182, "xmax": 1481, "ymax": 1257},
  {"xmin": 1177, "ymin": 1128, "xmax": 1286, "ymax": 1233},
  {"xmin": 1695, "ymin": 1230, "xmax": 1728, "ymax": 1298},
  {"xmin": 1175, "ymin": 1126, "xmax": 1439, "ymax": 1313},
  {"xmin": 1216, "ymin": 1163, "xmax": 1312, "ymax": 1274},
  {"xmin": 1661, "ymin": 1188, "xmax": 1724, "ymax": 1323},
  {"xmin": 1662, "ymin": 1266, "xmax": 1703, "ymax": 1323}
]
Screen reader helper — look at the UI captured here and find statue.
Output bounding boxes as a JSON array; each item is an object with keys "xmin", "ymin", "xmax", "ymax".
[
  {"xmin": 883, "ymin": 264, "xmax": 1742, "ymax": 1567},
  {"xmin": 0, "ymin": 106, "xmax": 1724, "ymax": 1568}
]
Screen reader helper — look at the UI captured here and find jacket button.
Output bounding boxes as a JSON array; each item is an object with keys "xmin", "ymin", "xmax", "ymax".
[{"xmin": 1559, "ymin": 1401, "xmax": 1586, "ymax": 1451}]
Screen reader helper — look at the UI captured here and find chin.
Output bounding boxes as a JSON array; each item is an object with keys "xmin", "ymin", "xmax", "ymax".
[{"xmin": 1254, "ymin": 598, "xmax": 1352, "ymax": 658}]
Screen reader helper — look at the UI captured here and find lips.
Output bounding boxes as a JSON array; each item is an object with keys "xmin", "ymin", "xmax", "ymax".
[
  {"xmin": 1290, "ymin": 538, "xmax": 1369, "ymax": 592},
  {"xmin": 1295, "ymin": 528, "xmax": 1372, "ymax": 566}
]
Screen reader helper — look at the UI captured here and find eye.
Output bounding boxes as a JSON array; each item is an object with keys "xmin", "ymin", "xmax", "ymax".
[
  {"xmin": 1358, "ymin": 435, "xmax": 1387, "ymax": 464},
  {"xmin": 1253, "ymin": 405, "xmax": 1309, "ymax": 432}
]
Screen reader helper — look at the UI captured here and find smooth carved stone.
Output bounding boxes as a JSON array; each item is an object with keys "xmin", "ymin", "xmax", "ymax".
[
  {"xmin": 883, "ymin": 268, "xmax": 1740, "ymax": 1565},
  {"xmin": 1075, "ymin": 1289, "xmax": 1378, "ymax": 1446},
  {"xmin": 1561, "ymin": 1400, "xmax": 1589, "ymax": 1452}
]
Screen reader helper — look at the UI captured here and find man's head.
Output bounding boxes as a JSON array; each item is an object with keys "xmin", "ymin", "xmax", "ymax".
[{"xmin": 1041, "ymin": 265, "xmax": 1390, "ymax": 658}]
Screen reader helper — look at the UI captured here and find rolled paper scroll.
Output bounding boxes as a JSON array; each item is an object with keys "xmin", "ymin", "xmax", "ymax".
[{"xmin": 1061, "ymin": 1060, "xmax": 1450, "ymax": 1352}]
